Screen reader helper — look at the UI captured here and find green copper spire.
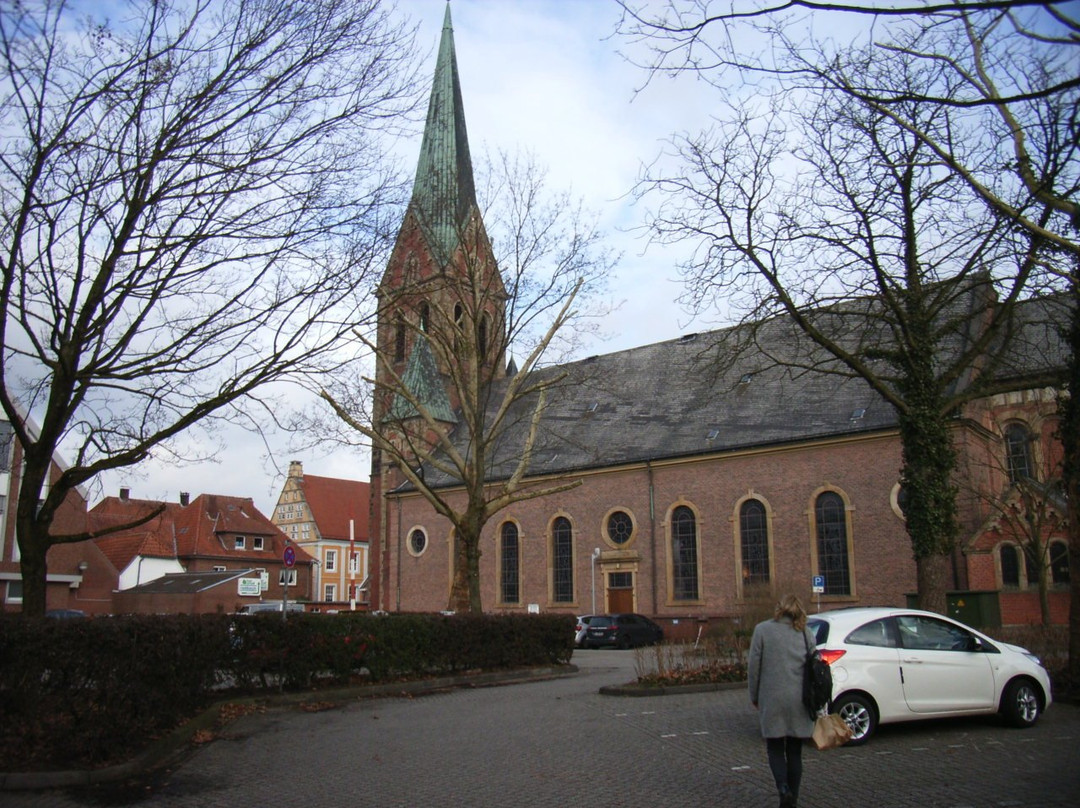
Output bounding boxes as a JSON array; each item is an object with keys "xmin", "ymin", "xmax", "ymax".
[
  {"xmin": 411, "ymin": 4, "xmax": 477, "ymax": 265},
  {"xmin": 388, "ymin": 332, "xmax": 458, "ymax": 424}
]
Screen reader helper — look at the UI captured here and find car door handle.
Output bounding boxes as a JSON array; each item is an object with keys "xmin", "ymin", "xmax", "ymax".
[{"xmin": 901, "ymin": 657, "xmax": 924, "ymax": 663}]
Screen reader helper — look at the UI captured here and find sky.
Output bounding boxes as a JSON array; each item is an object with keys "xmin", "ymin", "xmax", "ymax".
[{"xmin": 96, "ymin": 0, "xmax": 718, "ymax": 517}]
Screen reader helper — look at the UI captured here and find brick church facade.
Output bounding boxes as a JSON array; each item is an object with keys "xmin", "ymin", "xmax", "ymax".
[{"xmin": 366, "ymin": 8, "xmax": 1070, "ymax": 633}]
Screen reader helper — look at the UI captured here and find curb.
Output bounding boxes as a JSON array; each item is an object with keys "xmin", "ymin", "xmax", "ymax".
[
  {"xmin": 599, "ymin": 679, "xmax": 746, "ymax": 697},
  {"xmin": 0, "ymin": 663, "xmax": 576, "ymax": 791}
]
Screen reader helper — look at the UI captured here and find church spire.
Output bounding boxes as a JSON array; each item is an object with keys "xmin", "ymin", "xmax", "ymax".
[{"xmin": 410, "ymin": 4, "xmax": 477, "ymax": 265}]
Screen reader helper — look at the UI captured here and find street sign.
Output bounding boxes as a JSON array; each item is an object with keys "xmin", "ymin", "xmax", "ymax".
[
  {"xmin": 238, "ymin": 577, "xmax": 262, "ymax": 596},
  {"xmin": 283, "ymin": 545, "xmax": 296, "ymax": 568},
  {"xmin": 812, "ymin": 575, "xmax": 825, "ymax": 594}
]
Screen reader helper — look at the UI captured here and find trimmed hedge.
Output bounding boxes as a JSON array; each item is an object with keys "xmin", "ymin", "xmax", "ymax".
[{"xmin": 0, "ymin": 611, "xmax": 573, "ymax": 772}]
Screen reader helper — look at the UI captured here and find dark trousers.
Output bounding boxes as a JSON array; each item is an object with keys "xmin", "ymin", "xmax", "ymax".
[{"xmin": 765, "ymin": 736, "xmax": 804, "ymax": 799}]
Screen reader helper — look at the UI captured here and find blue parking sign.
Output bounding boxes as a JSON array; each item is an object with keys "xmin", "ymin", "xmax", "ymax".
[{"xmin": 812, "ymin": 575, "xmax": 825, "ymax": 593}]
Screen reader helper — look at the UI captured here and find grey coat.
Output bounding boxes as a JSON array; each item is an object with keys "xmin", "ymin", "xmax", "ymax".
[{"xmin": 747, "ymin": 616, "xmax": 816, "ymax": 739}]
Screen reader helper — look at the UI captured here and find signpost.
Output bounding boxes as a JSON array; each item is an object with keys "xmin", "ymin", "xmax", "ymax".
[
  {"xmin": 282, "ymin": 544, "xmax": 296, "ymax": 621},
  {"xmin": 812, "ymin": 575, "xmax": 825, "ymax": 613}
]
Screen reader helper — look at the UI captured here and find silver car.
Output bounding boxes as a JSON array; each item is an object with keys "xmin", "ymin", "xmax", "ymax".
[{"xmin": 807, "ymin": 607, "xmax": 1052, "ymax": 745}]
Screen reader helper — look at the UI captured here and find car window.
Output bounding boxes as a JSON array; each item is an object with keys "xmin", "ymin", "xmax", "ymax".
[
  {"xmin": 807, "ymin": 619, "xmax": 829, "ymax": 645},
  {"xmin": 619, "ymin": 615, "xmax": 638, "ymax": 625},
  {"xmin": 896, "ymin": 615, "xmax": 976, "ymax": 651},
  {"xmin": 591, "ymin": 617, "xmax": 614, "ymax": 627},
  {"xmin": 845, "ymin": 618, "xmax": 896, "ymax": 648}
]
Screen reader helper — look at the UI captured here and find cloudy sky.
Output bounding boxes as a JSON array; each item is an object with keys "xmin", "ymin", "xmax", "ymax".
[{"xmin": 98, "ymin": 0, "xmax": 718, "ymax": 516}]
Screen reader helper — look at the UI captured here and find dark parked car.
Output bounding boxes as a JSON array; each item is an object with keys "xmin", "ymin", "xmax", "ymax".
[{"xmin": 583, "ymin": 613, "xmax": 663, "ymax": 649}]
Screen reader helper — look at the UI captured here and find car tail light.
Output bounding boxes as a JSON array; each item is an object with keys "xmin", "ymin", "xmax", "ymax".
[{"xmin": 819, "ymin": 649, "xmax": 846, "ymax": 665}]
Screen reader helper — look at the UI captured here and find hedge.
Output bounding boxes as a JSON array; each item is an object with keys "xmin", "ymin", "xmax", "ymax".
[{"xmin": 0, "ymin": 611, "xmax": 574, "ymax": 772}]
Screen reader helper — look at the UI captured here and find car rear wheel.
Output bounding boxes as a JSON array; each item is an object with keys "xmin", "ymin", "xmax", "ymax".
[
  {"xmin": 617, "ymin": 633, "xmax": 631, "ymax": 650},
  {"xmin": 833, "ymin": 693, "xmax": 877, "ymax": 746},
  {"xmin": 1001, "ymin": 678, "xmax": 1041, "ymax": 728}
]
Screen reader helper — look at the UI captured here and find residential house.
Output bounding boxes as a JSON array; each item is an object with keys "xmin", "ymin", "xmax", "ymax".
[
  {"xmin": 272, "ymin": 461, "xmax": 371, "ymax": 610},
  {"xmin": 0, "ymin": 419, "xmax": 115, "ymax": 614},
  {"xmin": 92, "ymin": 490, "xmax": 314, "ymax": 614}
]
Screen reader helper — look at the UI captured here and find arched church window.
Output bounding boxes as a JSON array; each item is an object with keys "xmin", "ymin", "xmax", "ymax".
[
  {"xmin": 1050, "ymin": 540, "xmax": 1069, "ymax": 585},
  {"xmin": 671, "ymin": 505, "xmax": 699, "ymax": 600},
  {"xmin": 394, "ymin": 317, "xmax": 406, "ymax": 363},
  {"xmin": 740, "ymin": 499, "xmax": 770, "ymax": 586},
  {"xmin": 815, "ymin": 492, "xmax": 851, "ymax": 596},
  {"xmin": 552, "ymin": 517, "xmax": 573, "ymax": 603},
  {"xmin": 1000, "ymin": 543, "xmax": 1020, "ymax": 587},
  {"xmin": 1004, "ymin": 423, "xmax": 1034, "ymax": 482},
  {"xmin": 479, "ymin": 313, "xmax": 489, "ymax": 362},
  {"xmin": 500, "ymin": 522, "xmax": 520, "ymax": 604}
]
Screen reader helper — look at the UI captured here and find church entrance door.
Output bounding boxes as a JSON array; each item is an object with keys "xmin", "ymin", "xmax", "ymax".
[{"xmin": 606, "ymin": 571, "xmax": 634, "ymax": 613}]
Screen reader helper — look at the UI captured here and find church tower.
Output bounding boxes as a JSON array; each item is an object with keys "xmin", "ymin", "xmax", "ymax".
[{"xmin": 369, "ymin": 6, "xmax": 506, "ymax": 610}]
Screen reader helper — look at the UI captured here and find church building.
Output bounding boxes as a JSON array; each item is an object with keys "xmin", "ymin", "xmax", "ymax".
[{"xmin": 366, "ymin": 7, "xmax": 1070, "ymax": 634}]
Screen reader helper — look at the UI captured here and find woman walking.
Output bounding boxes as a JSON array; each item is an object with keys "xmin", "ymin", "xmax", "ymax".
[{"xmin": 748, "ymin": 594, "xmax": 816, "ymax": 808}]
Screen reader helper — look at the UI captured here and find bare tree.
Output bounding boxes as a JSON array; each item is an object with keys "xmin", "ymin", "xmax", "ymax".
[
  {"xmin": 0, "ymin": 0, "xmax": 422, "ymax": 615},
  {"xmin": 321, "ymin": 150, "xmax": 616, "ymax": 613},
  {"xmin": 635, "ymin": 67, "xmax": 1061, "ymax": 613},
  {"xmin": 619, "ymin": 0, "xmax": 1079, "ymax": 678}
]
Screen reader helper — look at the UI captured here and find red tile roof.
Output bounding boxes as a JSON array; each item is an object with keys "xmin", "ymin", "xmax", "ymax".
[
  {"xmin": 298, "ymin": 475, "xmax": 370, "ymax": 542},
  {"xmin": 89, "ymin": 493, "xmax": 312, "ymax": 571}
]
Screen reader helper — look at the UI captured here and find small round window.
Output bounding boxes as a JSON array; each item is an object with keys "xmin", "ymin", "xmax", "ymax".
[
  {"xmin": 408, "ymin": 528, "xmax": 428, "ymax": 556},
  {"xmin": 606, "ymin": 510, "xmax": 634, "ymax": 546}
]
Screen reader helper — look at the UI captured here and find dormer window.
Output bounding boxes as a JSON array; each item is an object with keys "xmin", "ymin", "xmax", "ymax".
[
  {"xmin": 253, "ymin": 537, "xmax": 264, "ymax": 551},
  {"xmin": 235, "ymin": 536, "xmax": 245, "ymax": 550}
]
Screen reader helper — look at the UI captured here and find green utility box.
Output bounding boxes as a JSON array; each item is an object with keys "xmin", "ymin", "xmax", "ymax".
[{"xmin": 906, "ymin": 591, "xmax": 1002, "ymax": 630}]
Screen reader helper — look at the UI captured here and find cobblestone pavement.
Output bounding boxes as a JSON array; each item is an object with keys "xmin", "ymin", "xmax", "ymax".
[{"xmin": 6, "ymin": 650, "xmax": 1079, "ymax": 808}]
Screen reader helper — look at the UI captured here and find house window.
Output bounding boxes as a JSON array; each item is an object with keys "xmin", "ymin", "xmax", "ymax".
[
  {"xmin": 324, "ymin": 584, "xmax": 336, "ymax": 602},
  {"xmin": 213, "ymin": 565, "xmax": 226, "ymax": 572},
  {"xmin": 5, "ymin": 580, "xmax": 22, "ymax": 603},
  {"xmin": 552, "ymin": 517, "xmax": 574, "ymax": 603},
  {"xmin": 740, "ymin": 499, "xmax": 770, "ymax": 586},
  {"xmin": 279, "ymin": 569, "xmax": 297, "ymax": 586},
  {"xmin": 1050, "ymin": 540, "xmax": 1069, "ymax": 584},
  {"xmin": 253, "ymin": 537, "xmax": 264, "ymax": 551},
  {"xmin": 1004, "ymin": 423, "xmax": 1034, "ymax": 482},
  {"xmin": 325, "ymin": 549, "xmax": 337, "ymax": 572},
  {"xmin": 815, "ymin": 492, "xmax": 851, "ymax": 596},
  {"xmin": 500, "ymin": 522, "xmax": 520, "ymax": 604},
  {"xmin": 1000, "ymin": 543, "xmax": 1021, "ymax": 587},
  {"xmin": 671, "ymin": 505, "xmax": 699, "ymax": 601},
  {"xmin": 235, "ymin": 536, "xmax": 245, "ymax": 550},
  {"xmin": 349, "ymin": 552, "xmax": 360, "ymax": 574}
]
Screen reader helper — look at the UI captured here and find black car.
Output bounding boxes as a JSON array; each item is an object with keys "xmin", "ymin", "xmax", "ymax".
[{"xmin": 583, "ymin": 613, "xmax": 663, "ymax": 649}]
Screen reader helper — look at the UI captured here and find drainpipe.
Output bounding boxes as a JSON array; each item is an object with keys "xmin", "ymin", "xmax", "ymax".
[
  {"xmin": 395, "ymin": 497, "xmax": 403, "ymax": 612},
  {"xmin": 647, "ymin": 461, "xmax": 657, "ymax": 614}
]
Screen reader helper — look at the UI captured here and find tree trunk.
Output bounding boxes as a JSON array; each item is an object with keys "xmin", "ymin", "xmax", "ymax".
[
  {"xmin": 915, "ymin": 553, "xmax": 950, "ymax": 615},
  {"xmin": 898, "ymin": 395, "xmax": 960, "ymax": 616},
  {"xmin": 1061, "ymin": 274, "xmax": 1080, "ymax": 688}
]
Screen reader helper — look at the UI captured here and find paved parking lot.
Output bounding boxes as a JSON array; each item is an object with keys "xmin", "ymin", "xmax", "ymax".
[{"xmin": 6, "ymin": 649, "xmax": 1079, "ymax": 807}]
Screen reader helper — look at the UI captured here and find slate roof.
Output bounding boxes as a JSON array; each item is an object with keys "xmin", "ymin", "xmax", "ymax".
[
  {"xmin": 298, "ymin": 474, "xmax": 371, "ymax": 542},
  {"xmin": 407, "ymin": 293, "xmax": 1070, "ymax": 490},
  {"xmin": 90, "ymin": 493, "xmax": 311, "ymax": 570}
]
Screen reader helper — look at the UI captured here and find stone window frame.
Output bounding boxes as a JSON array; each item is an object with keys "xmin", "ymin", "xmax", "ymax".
[
  {"xmin": 602, "ymin": 507, "xmax": 637, "ymax": 550},
  {"xmin": 808, "ymin": 487, "xmax": 857, "ymax": 600},
  {"xmin": 406, "ymin": 526, "xmax": 428, "ymax": 558},
  {"xmin": 548, "ymin": 513, "xmax": 577, "ymax": 606},
  {"xmin": 496, "ymin": 519, "xmax": 522, "ymax": 606},
  {"xmin": 732, "ymin": 492, "xmax": 774, "ymax": 600},
  {"xmin": 664, "ymin": 500, "xmax": 703, "ymax": 606}
]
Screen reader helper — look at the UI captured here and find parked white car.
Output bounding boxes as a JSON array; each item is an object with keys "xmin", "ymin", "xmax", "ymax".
[{"xmin": 807, "ymin": 607, "xmax": 1052, "ymax": 745}]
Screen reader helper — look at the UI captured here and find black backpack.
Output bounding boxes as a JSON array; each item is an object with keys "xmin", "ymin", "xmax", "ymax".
[{"xmin": 803, "ymin": 629, "xmax": 832, "ymax": 718}]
